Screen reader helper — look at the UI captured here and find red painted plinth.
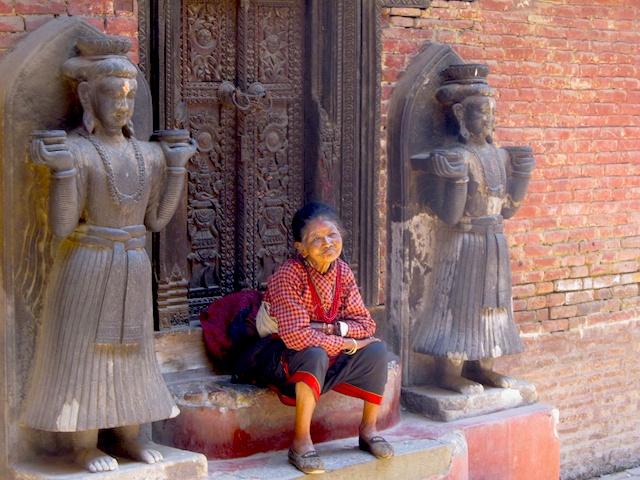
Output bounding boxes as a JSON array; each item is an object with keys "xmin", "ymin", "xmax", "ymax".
[
  {"xmin": 153, "ymin": 362, "xmax": 401, "ymax": 459},
  {"xmin": 415, "ymin": 404, "xmax": 560, "ymax": 480}
]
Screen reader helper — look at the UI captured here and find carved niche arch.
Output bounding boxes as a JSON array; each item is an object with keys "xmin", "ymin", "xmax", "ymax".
[{"xmin": 387, "ymin": 43, "xmax": 463, "ymax": 385}]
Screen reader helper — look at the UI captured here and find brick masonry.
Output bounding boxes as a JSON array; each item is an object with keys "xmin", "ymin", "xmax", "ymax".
[
  {"xmin": 0, "ymin": 0, "xmax": 138, "ymax": 62},
  {"xmin": 380, "ymin": 1, "xmax": 640, "ymax": 478}
]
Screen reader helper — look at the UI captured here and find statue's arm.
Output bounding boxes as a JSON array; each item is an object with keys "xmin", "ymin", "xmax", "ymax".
[
  {"xmin": 501, "ymin": 147, "xmax": 535, "ymax": 219},
  {"xmin": 412, "ymin": 149, "xmax": 469, "ymax": 225},
  {"xmin": 144, "ymin": 141, "xmax": 196, "ymax": 232},
  {"xmin": 32, "ymin": 136, "xmax": 85, "ymax": 238}
]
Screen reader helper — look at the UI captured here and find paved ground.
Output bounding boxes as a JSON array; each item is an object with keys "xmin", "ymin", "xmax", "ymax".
[{"xmin": 592, "ymin": 466, "xmax": 640, "ymax": 479}]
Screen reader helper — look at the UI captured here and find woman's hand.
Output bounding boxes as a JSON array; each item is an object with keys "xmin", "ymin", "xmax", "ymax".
[{"xmin": 342, "ymin": 336, "xmax": 380, "ymax": 355}]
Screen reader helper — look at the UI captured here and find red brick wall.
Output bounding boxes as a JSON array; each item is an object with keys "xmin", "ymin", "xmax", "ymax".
[
  {"xmin": 381, "ymin": 1, "xmax": 640, "ymax": 478},
  {"xmin": 0, "ymin": 0, "xmax": 138, "ymax": 61}
]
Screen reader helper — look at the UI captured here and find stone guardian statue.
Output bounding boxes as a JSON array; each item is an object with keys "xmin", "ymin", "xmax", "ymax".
[
  {"xmin": 21, "ymin": 35, "xmax": 197, "ymax": 473},
  {"xmin": 411, "ymin": 64, "xmax": 535, "ymax": 394}
]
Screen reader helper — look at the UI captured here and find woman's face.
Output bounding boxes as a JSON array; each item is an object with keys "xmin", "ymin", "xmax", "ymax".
[{"xmin": 296, "ymin": 218, "xmax": 343, "ymax": 271}]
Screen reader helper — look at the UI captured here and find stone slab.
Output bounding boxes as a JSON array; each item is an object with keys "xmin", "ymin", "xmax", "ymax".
[
  {"xmin": 202, "ymin": 403, "xmax": 559, "ymax": 479},
  {"xmin": 206, "ymin": 418, "xmax": 467, "ymax": 480},
  {"xmin": 154, "ymin": 360, "xmax": 401, "ymax": 459},
  {"xmin": 10, "ymin": 445, "xmax": 207, "ymax": 480},
  {"xmin": 401, "ymin": 379, "xmax": 537, "ymax": 422}
]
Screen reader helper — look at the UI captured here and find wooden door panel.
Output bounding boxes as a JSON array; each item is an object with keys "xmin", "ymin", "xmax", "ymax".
[{"xmin": 157, "ymin": 0, "xmax": 305, "ymax": 326}]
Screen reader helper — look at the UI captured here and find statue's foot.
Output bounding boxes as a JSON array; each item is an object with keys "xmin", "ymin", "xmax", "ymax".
[
  {"xmin": 117, "ymin": 438, "xmax": 164, "ymax": 464},
  {"xmin": 74, "ymin": 447, "xmax": 118, "ymax": 473},
  {"xmin": 439, "ymin": 373, "xmax": 484, "ymax": 395},
  {"xmin": 464, "ymin": 368, "xmax": 516, "ymax": 389}
]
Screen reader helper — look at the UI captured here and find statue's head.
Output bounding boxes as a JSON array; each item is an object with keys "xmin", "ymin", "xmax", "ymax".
[
  {"xmin": 436, "ymin": 64, "xmax": 496, "ymax": 144},
  {"xmin": 63, "ymin": 36, "xmax": 138, "ymax": 137}
]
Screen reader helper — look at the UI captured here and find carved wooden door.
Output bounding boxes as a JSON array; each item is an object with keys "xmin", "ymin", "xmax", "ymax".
[{"xmin": 156, "ymin": 0, "xmax": 305, "ymax": 328}]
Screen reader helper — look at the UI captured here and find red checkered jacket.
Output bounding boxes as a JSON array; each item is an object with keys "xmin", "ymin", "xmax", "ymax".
[{"xmin": 264, "ymin": 257, "xmax": 376, "ymax": 356}]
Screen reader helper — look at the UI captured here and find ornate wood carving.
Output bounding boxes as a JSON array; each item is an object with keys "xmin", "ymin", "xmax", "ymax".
[{"xmin": 142, "ymin": 0, "xmax": 384, "ymax": 326}]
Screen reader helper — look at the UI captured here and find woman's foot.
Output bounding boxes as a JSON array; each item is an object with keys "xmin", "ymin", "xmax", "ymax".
[
  {"xmin": 74, "ymin": 447, "xmax": 118, "ymax": 473},
  {"xmin": 288, "ymin": 448, "xmax": 325, "ymax": 474},
  {"xmin": 358, "ymin": 435, "xmax": 394, "ymax": 459}
]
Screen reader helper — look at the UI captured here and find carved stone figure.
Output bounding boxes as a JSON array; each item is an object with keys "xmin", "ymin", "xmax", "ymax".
[
  {"xmin": 21, "ymin": 35, "xmax": 196, "ymax": 473},
  {"xmin": 410, "ymin": 64, "xmax": 535, "ymax": 394}
]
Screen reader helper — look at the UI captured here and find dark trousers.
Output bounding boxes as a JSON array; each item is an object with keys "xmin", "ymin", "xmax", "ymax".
[{"xmin": 274, "ymin": 340, "xmax": 389, "ymax": 406}]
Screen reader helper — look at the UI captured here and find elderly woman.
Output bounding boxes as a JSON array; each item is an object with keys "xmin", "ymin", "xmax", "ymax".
[{"xmin": 244, "ymin": 202, "xmax": 393, "ymax": 474}]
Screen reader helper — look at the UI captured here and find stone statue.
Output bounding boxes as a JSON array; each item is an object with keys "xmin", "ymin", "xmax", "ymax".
[
  {"xmin": 411, "ymin": 64, "xmax": 535, "ymax": 395},
  {"xmin": 21, "ymin": 35, "xmax": 197, "ymax": 473}
]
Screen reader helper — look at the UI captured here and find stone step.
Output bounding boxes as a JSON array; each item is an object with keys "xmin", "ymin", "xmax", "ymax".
[
  {"xmin": 205, "ymin": 417, "xmax": 468, "ymax": 480},
  {"xmin": 10, "ymin": 445, "xmax": 208, "ymax": 480},
  {"xmin": 204, "ymin": 403, "xmax": 560, "ymax": 480},
  {"xmin": 153, "ymin": 360, "xmax": 402, "ymax": 459}
]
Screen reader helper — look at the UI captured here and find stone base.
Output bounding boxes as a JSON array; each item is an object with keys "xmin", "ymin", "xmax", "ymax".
[
  {"xmin": 206, "ymin": 421, "xmax": 467, "ymax": 480},
  {"xmin": 401, "ymin": 379, "xmax": 537, "ymax": 422},
  {"xmin": 154, "ymin": 359, "xmax": 401, "ymax": 459},
  {"xmin": 205, "ymin": 403, "xmax": 559, "ymax": 480},
  {"xmin": 10, "ymin": 445, "xmax": 207, "ymax": 480}
]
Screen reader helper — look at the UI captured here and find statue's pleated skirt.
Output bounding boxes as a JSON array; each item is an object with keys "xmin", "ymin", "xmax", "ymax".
[
  {"xmin": 412, "ymin": 221, "xmax": 524, "ymax": 360},
  {"xmin": 21, "ymin": 240, "xmax": 178, "ymax": 432}
]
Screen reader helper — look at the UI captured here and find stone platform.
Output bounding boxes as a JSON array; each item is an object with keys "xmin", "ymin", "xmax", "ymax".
[
  {"xmin": 10, "ymin": 444, "xmax": 207, "ymax": 480},
  {"xmin": 153, "ymin": 360, "xmax": 401, "ymax": 459},
  {"xmin": 204, "ymin": 403, "xmax": 559, "ymax": 480},
  {"xmin": 402, "ymin": 379, "xmax": 537, "ymax": 422}
]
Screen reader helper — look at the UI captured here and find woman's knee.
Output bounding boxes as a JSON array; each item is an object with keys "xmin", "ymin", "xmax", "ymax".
[
  {"xmin": 295, "ymin": 347, "xmax": 329, "ymax": 371},
  {"xmin": 359, "ymin": 340, "xmax": 388, "ymax": 366}
]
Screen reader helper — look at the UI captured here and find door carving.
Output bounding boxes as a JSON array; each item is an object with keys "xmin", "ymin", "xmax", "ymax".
[{"xmin": 155, "ymin": 0, "xmax": 305, "ymax": 327}]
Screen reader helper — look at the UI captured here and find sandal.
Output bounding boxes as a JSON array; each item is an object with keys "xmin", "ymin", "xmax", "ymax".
[
  {"xmin": 288, "ymin": 448, "xmax": 326, "ymax": 474},
  {"xmin": 358, "ymin": 435, "xmax": 394, "ymax": 459}
]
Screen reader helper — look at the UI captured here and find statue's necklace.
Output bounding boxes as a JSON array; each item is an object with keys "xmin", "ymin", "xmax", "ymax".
[
  {"xmin": 459, "ymin": 143, "xmax": 506, "ymax": 195},
  {"xmin": 81, "ymin": 132, "xmax": 146, "ymax": 204}
]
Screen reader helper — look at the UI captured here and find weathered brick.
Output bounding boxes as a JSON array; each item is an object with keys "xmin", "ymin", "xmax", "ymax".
[
  {"xmin": 0, "ymin": 17, "xmax": 24, "ymax": 33},
  {"xmin": 15, "ymin": 0, "xmax": 66, "ymax": 15},
  {"xmin": 67, "ymin": 0, "xmax": 111, "ymax": 16},
  {"xmin": 0, "ymin": 0, "xmax": 13, "ymax": 14},
  {"xmin": 555, "ymin": 279, "xmax": 583, "ymax": 292},
  {"xmin": 24, "ymin": 15, "xmax": 54, "ymax": 31},
  {"xmin": 114, "ymin": 0, "xmax": 134, "ymax": 14}
]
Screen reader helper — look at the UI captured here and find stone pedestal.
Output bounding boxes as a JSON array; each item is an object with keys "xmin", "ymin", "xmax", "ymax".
[
  {"xmin": 9, "ymin": 445, "xmax": 207, "ymax": 480},
  {"xmin": 402, "ymin": 380, "xmax": 537, "ymax": 422},
  {"xmin": 153, "ymin": 360, "xmax": 401, "ymax": 459}
]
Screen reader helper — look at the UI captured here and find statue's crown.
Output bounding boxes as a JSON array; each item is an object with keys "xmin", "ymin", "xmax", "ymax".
[
  {"xmin": 76, "ymin": 36, "xmax": 131, "ymax": 57},
  {"xmin": 441, "ymin": 64, "xmax": 489, "ymax": 85},
  {"xmin": 436, "ymin": 63, "xmax": 493, "ymax": 105}
]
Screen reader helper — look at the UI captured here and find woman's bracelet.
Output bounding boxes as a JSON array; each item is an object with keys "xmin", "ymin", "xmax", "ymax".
[{"xmin": 344, "ymin": 338, "xmax": 358, "ymax": 355}]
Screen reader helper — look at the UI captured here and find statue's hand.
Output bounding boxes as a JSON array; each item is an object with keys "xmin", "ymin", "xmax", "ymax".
[
  {"xmin": 161, "ymin": 138, "xmax": 198, "ymax": 169},
  {"xmin": 429, "ymin": 150, "xmax": 468, "ymax": 180},
  {"xmin": 31, "ymin": 137, "xmax": 75, "ymax": 172},
  {"xmin": 504, "ymin": 146, "xmax": 535, "ymax": 176},
  {"xmin": 510, "ymin": 153, "xmax": 535, "ymax": 176}
]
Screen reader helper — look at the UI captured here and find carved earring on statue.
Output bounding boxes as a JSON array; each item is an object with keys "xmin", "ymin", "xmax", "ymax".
[
  {"xmin": 124, "ymin": 120, "xmax": 135, "ymax": 138},
  {"xmin": 83, "ymin": 110, "xmax": 96, "ymax": 134},
  {"xmin": 459, "ymin": 125, "xmax": 470, "ymax": 142}
]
